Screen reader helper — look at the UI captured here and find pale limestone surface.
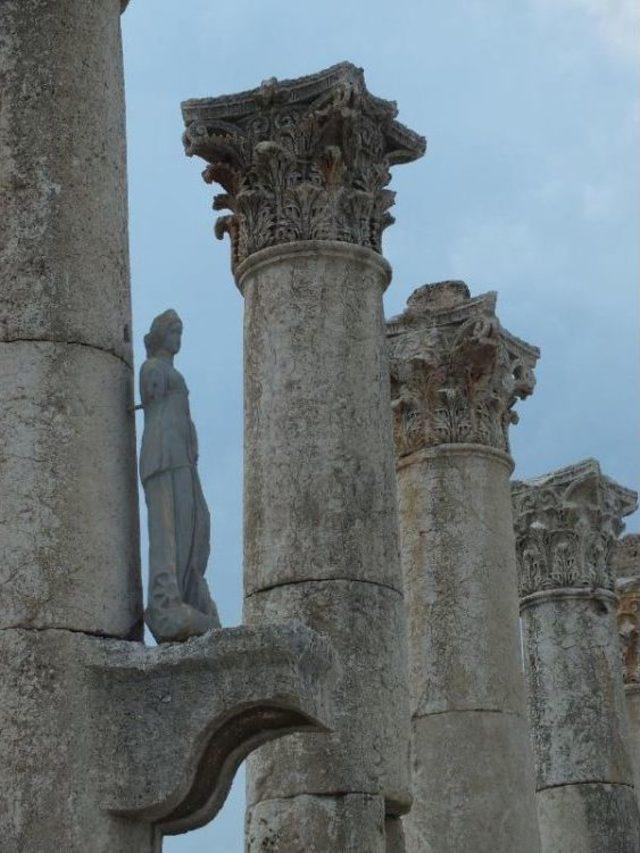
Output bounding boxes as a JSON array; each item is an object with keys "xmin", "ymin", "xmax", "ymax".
[
  {"xmin": 615, "ymin": 534, "xmax": 640, "ymax": 799},
  {"xmin": 239, "ymin": 243, "xmax": 399, "ymax": 595},
  {"xmin": 182, "ymin": 63, "xmax": 425, "ymax": 850},
  {"xmin": 388, "ymin": 282, "xmax": 540, "ymax": 853},
  {"xmin": 514, "ymin": 460, "xmax": 640, "ymax": 852},
  {"xmin": 246, "ymin": 794, "xmax": 385, "ymax": 853},
  {"xmin": 536, "ymin": 784, "xmax": 640, "ymax": 853},
  {"xmin": 0, "ymin": 0, "xmax": 132, "ymax": 362},
  {"xmin": 0, "ymin": 623, "xmax": 334, "ymax": 852},
  {"xmin": 397, "ymin": 446, "xmax": 525, "ymax": 718},
  {"xmin": 0, "ymin": 341, "xmax": 141, "ymax": 636},
  {"xmin": 411, "ymin": 711, "xmax": 539, "ymax": 851},
  {"xmin": 0, "ymin": 0, "xmax": 140, "ymax": 638},
  {"xmin": 245, "ymin": 579, "xmax": 410, "ymax": 810}
]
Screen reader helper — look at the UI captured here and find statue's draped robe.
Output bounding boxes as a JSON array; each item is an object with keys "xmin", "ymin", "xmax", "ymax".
[{"xmin": 140, "ymin": 357, "xmax": 217, "ymax": 624}]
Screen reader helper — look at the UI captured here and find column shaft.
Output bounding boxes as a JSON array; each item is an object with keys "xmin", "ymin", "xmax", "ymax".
[
  {"xmin": 514, "ymin": 461, "xmax": 640, "ymax": 851},
  {"xmin": 388, "ymin": 281, "xmax": 540, "ymax": 852},
  {"xmin": 241, "ymin": 244, "xmax": 409, "ymax": 845},
  {"xmin": 0, "ymin": 1, "xmax": 142, "ymax": 848},
  {"xmin": 0, "ymin": 0, "xmax": 141, "ymax": 638},
  {"xmin": 615, "ymin": 534, "xmax": 640, "ymax": 800},
  {"xmin": 181, "ymin": 63, "xmax": 426, "ymax": 849}
]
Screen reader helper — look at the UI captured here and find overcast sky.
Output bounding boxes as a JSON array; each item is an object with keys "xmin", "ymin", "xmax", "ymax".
[{"xmin": 121, "ymin": 1, "xmax": 638, "ymax": 849}]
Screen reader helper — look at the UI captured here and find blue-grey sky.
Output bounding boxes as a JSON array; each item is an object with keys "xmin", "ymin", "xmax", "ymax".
[{"xmin": 121, "ymin": 1, "xmax": 638, "ymax": 849}]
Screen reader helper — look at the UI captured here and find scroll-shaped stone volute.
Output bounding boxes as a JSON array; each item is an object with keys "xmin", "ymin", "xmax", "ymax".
[
  {"xmin": 615, "ymin": 535, "xmax": 640, "ymax": 685},
  {"xmin": 181, "ymin": 61, "xmax": 426, "ymax": 269},
  {"xmin": 387, "ymin": 281, "xmax": 539, "ymax": 457},
  {"xmin": 512, "ymin": 459, "xmax": 638, "ymax": 599},
  {"xmin": 139, "ymin": 310, "xmax": 220, "ymax": 643}
]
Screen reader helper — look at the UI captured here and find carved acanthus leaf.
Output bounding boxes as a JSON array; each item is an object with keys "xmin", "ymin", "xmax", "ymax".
[
  {"xmin": 387, "ymin": 281, "xmax": 538, "ymax": 455},
  {"xmin": 182, "ymin": 63, "xmax": 425, "ymax": 268},
  {"xmin": 512, "ymin": 460, "xmax": 638, "ymax": 598},
  {"xmin": 615, "ymin": 535, "xmax": 640, "ymax": 684}
]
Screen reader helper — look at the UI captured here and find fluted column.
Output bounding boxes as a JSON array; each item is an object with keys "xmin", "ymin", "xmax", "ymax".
[
  {"xmin": 387, "ymin": 281, "xmax": 540, "ymax": 852},
  {"xmin": 182, "ymin": 63, "xmax": 425, "ymax": 851},
  {"xmin": 615, "ymin": 534, "xmax": 640, "ymax": 801},
  {"xmin": 513, "ymin": 461, "xmax": 640, "ymax": 852}
]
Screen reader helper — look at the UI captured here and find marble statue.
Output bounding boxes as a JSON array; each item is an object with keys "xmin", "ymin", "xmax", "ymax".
[{"xmin": 140, "ymin": 309, "xmax": 220, "ymax": 642}]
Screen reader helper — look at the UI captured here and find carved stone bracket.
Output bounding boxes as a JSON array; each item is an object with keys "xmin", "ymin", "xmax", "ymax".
[
  {"xmin": 512, "ymin": 460, "xmax": 638, "ymax": 599},
  {"xmin": 181, "ymin": 62, "xmax": 426, "ymax": 268},
  {"xmin": 386, "ymin": 281, "xmax": 539, "ymax": 456},
  {"xmin": 615, "ymin": 535, "xmax": 640, "ymax": 684}
]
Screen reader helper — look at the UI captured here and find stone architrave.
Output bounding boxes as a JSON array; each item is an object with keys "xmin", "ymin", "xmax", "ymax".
[
  {"xmin": 386, "ymin": 281, "xmax": 541, "ymax": 852},
  {"xmin": 0, "ymin": 4, "xmax": 336, "ymax": 849},
  {"xmin": 513, "ymin": 461, "xmax": 640, "ymax": 852},
  {"xmin": 615, "ymin": 534, "xmax": 640, "ymax": 800},
  {"xmin": 182, "ymin": 62, "xmax": 426, "ymax": 850}
]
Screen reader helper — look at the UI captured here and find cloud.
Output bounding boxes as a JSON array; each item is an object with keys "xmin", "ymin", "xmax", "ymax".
[{"xmin": 531, "ymin": 0, "xmax": 639, "ymax": 60}]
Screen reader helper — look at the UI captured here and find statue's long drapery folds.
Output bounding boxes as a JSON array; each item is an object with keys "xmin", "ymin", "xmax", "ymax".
[{"xmin": 140, "ymin": 310, "xmax": 219, "ymax": 642}]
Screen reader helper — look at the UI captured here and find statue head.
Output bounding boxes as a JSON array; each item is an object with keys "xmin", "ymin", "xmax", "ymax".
[{"xmin": 144, "ymin": 309, "xmax": 183, "ymax": 358}]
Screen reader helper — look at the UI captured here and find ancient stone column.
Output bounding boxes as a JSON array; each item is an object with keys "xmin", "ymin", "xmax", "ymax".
[
  {"xmin": 386, "ymin": 281, "xmax": 541, "ymax": 852},
  {"xmin": 615, "ymin": 534, "xmax": 640, "ymax": 799},
  {"xmin": 182, "ymin": 63, "xmax": 425, "ymax": 850},
  {"xmin": 0, "ymin": 6, "xmax": 336, "ymax": 849},
  {"xmin": 513, "ymin": 460, "xmax": 640, "ymax": 852},
  {"xmin": 0, "ymin": 0, "xmax": 141, "ymax": 637}
]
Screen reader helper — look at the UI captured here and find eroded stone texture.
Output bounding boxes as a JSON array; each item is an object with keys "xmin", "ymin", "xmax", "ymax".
[
  {"xmin": 536, "ymin": 783, "xmax": 640, "ymax": 853},
  {"xmin": 182, "ymin": 65, "xmax": 424, "ymax": 848},
  {"xmin": 615, "ymin": 534, "xmax": 640, "ymax": 799},
  {"xmin": 409, "ymin": 711, "xmax": 539, "ymax": 852},
  {"xmin": 388, "ymin": 282, "xmax": 540, "ymax": 852},
  {"xmin": 0, "ymin": 623, "xmax": 334, "ymax": 852},
  {"xmin": 245, "ymin": 580, "xmax": 410, "ymax": 811},
  {"xmin": 246, "ymin": 794, "xmax": 385, "ymax": 853},
  {"xmin": 0, "ymin": 0, "xmax": 140, "ymax": 638},
  {"xmin": 0, "ymin": 0, "xmax": 132, "ymax": 361},
  {"xmin": 0, "ymin": 341, "xmax": 141, "ymax": 636},
  {"xmin": 514, "ymin": 461, "xmax": 640, "ymax": 852}
]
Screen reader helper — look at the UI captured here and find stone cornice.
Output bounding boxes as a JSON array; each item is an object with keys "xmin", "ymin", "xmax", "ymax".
[
  {"xmin": 512, "ymin": 460, "xmax": 638, "ymax": 599},
  {"xmin": 181, "ymin": 62, "xmax": 425, "ymax": 268},
  {"xmin": 615, "ymin": 535, "xmax": 640, "ymax": 684},
  {"xmin": 386, "ymin": 281, "xmax": 539, "ymax": 456}
]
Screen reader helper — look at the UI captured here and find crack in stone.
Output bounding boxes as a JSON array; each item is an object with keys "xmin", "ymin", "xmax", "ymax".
[
  {"xmin": 0, "ymin": 336, "xmax": 132, "ymax": 368},
  {"xmin": 246, "ymin": 576, "xmax": 403, "ymax": 599}
]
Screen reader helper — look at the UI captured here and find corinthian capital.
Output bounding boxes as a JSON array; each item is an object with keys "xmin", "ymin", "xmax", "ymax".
[
  {"xmin": 181, "ymin": 62, "xmax": 425, "ymax": 268},
  {"xmin": 386, "ymin": 281, "xmax": 539, "ymax": 456},
  {"xmin": 512, "ymin": 460, "xmax": 638, "ymax": 599},
  {"xmin": 615, "ymin": 535, "xmax": 640, "ymax": 684}
]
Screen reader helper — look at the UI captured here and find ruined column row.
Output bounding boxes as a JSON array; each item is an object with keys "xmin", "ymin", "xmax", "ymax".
[
  {"xmin": 386, "ymin": 280, "xmax": 639, "ymax": 852},
  {"xmin": 181, "ymin": 64, "xmax": 639, "ymax": 852},
  {"xmin": 513, "ymin": 462, "xmax": 640, "ymax": 852}
]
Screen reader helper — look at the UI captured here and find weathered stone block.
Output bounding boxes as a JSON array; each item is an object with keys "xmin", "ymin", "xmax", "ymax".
[
  {"xmin": 536, "ymin": 782, "xmax": 640, "ymax": 853},
  {"xmin": 0, "ymin": 341, "xmax": 141, "ymax": 637},
  {"xmin": 522, "ymin": 593, "xmax": 634, "ymax": 789},
  {"xmin": 0, "ymin": 0, "xmax": 132, "ymax": 362},
  {"xmin": 0, "ymin": 622, "xmax": 335, "ymax": 851},
  {"xmin": 246, "ymin": 793, "xmax": 385, "ymax": 853},
  {"xmin": 397, "ymin": 445, "xmax": 526, "ymax": 717},
  {"xmin": 245, "ymin": 579, "xmax": 411, "ymax": 813},
  {"xmin": 239, "ymin": 242, "xmax": 402, "ymax": 596},
  {"xmin": 406, "ymin": 711, "xmax": 540, "ymax": 853}
]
